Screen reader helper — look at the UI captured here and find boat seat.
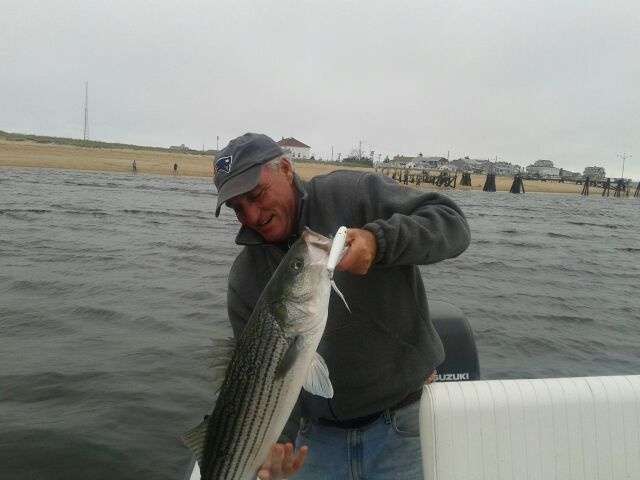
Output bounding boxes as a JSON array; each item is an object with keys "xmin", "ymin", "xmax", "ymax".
[{"xmin": 419, "ymin": 375, "xmax": 640, "ymax": 480}]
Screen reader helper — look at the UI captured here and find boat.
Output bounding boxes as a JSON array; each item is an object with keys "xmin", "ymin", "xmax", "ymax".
[{"xmin": 183, "ymin": 301, "xmax": 640, "ymax": 479}]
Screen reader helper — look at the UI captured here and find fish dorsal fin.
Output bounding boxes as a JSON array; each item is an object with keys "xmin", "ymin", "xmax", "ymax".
[
  {"xmin": 181, "ymin": 416, "xmax": 209, "ymax": 467},
  {"xmin": 208, "ymin": 337, "xmax": 236, "ymax": 393},
  {"xmin": 303, "ymin": 352, "xmax": 334, "ymax": 398}
]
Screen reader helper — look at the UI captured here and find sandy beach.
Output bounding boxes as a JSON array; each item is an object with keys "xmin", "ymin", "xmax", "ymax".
[{"xmin": 0, "ymin": 139, "xmax": 594, "ymax": 194}]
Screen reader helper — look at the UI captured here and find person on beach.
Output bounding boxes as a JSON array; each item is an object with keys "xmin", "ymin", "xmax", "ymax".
[
  {"xmin": 214, "ymin": 133, "xmax": 470, "ymax": 479},
  {"xmin": 173, "ymin": 162, "xmax": 178, "ymax": 175},
  {"xmin": 132, "ymin": 159, "xmax": 137, "ymax": 173}
]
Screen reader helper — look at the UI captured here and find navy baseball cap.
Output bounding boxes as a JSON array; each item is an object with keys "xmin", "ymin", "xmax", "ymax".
[{"xmin": 214, "ymin": 133, "xmax": 284, "ymax": 217}]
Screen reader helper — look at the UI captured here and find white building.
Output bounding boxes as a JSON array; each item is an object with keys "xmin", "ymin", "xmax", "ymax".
[
  {"xmin": 526, "ymin": 159, "xmax": 560, "ymax": 179},
  {"xmin": 450, "ymin": 158, "xmax": 484, "ymax": 172},
  {"xmin": 405, "ymin": 154, "xmax": 447, "ymax": 169},
  {"xmin": 277, "ymin": 137, "xmax": 311, "ymax": 160},
  {"xmin": 559, "ymin": 169, "xmax": 582, "ymax": 181},
  {"xmin": 493, "ymin": 161, "xmax": 520, "ymax": 176},
  {"xmin": 583, "ymin": 166, "xmax": 606, "ymax": 179}
]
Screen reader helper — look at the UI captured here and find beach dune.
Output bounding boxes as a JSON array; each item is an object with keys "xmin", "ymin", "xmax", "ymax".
[{"xmin": 0, "ymin": 139, "xmax": 595, "ymax": 194}]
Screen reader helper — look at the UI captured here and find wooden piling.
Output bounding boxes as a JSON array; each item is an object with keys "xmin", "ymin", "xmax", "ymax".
[
  {"xmin": 483, "ymin": 173, "xmax": 496, "ymax": 192},
  {"xmin": 614, "ymin": 179, "xmax": 625, "ymax": 198},
  {"xmin": 581, "ymin": 176, "xmax": 590, "ymax": 196},
  {"xmin": 509, "ymin": 175, "xmax": 525, "ymax": 194}
]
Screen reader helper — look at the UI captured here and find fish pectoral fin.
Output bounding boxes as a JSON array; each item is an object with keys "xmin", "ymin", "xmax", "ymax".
[
  {"xmin": 303, "ymin": 352, "xmax": 334, "ymax": 398},
  {"xmin": 181, "ymin": 416, "xmax": 209, "ymax": 467},
  {"xmin": 275, "ymin": 336, "xmax": 304, "ymax": 379}
]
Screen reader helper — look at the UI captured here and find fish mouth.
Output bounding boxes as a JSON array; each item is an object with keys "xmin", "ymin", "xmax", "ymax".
[{"xmin": 302, "ymin": 228, "xmax": 331, "ymax": 265}]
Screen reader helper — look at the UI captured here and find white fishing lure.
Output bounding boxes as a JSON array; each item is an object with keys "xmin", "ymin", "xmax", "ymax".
[
  {"xmin": 327, "ymin": 226, "xmax": 351, "ymax": 313},
  {"xmin": 327, "ymin": 226, "xmax": 348, "ymax": 279}
]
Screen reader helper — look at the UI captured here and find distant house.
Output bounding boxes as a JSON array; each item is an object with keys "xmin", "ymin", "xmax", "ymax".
[
  {"xmin": 419, "ymin": 156, "xmax": 448, "ymax": 169},
  {"xmin": 449, "ymin": 159, "xmax": 466, "ymax": 170},
  {"xmin": 533, "ymin": 159, "xmax": 555, "ymax": 168},
  {"xmin": 438, "ymin": 164, "xmax": 457, "ymax": 171},
  {"xmin": 397, "ymin": 153, "xmax": 447, "ymax": 169},
  {"xmin": 583, "ymin": 166, "xmax": 606, "ymax": 179},
  {"xmin": 493, "ymin": 161, "xmax": 520, "ymax": 176},
  {"xmin": 392, "ymin": 155, "xmax": 414, "ymax": 167},
  {"xmin": 169, "ymin": 144, "xmax": 189, "ymax": 151},
  {"xmin": 559, "ymin": 169, "xmax": 582, "ymax": 181},
  {"xmin": 450, "ymin": 157, "xmax": 488, "ymax": 173},
  {"xmin": 277, "ymin": 137, "xmax": 311, "ymax": 159},
  {"xmin": 450, "ymin": 158, "xmax": 473, "ymax": 171},
  {"xmin": 526, "ymin": 159, "xmax": 560, "ymax": 179}
]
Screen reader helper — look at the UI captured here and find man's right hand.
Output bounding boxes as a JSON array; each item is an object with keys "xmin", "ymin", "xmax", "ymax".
[{"xmin": 258, "ymin": 443, "xmax": 308, "ymax": 479}]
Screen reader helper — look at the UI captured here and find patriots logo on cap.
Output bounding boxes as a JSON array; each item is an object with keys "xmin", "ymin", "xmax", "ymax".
[{"xmin": 214, "ymin": 156, "xmax": 233, "ymax": 174}]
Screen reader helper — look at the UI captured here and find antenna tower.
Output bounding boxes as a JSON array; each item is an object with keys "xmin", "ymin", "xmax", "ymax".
[
  {"xmin": 617, "ymin": 152, "xmax": 632, "ymax": 180},
  {"xmin": 83, "ymin": 81, "xmax": 89, "ymax": 141}
]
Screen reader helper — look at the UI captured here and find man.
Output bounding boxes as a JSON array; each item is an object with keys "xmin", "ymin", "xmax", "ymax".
[{"xmin": 214, "ymin": 133, "xmax": 470, "ymax": 479}]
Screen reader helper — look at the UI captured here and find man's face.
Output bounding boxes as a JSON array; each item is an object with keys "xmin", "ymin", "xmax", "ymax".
[{"xmin": 226, "ymin": 160, "xmax": 298, "ymax": 243}]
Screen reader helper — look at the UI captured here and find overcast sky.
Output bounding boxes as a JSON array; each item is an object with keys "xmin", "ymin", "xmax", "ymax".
[{"xmin": 2, "ymin": 0, "xmax": 639, "ymax": 178}]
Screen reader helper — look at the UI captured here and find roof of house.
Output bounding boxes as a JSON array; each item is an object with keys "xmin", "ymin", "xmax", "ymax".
[
  {"xmin": 414, "ymin": 156, "xmax": 447, "ymax": 163},
  {"xmin": 277, "ymin": 137, "xmax": 310, "ymax": 148},
  {"xmin": 392, "ymin": 155, "xmax": 414, "ymax": 163}
]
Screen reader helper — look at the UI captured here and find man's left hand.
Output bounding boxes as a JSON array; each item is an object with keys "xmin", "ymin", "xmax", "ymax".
[{"xmin": 336, "ymin": 228, "xmax": 377, "ymax": 275}]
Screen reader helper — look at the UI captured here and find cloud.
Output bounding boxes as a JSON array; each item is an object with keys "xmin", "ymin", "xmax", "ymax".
[{"xmin": 1, "ymin": 0, "xmax": 638, "ymax": 178}]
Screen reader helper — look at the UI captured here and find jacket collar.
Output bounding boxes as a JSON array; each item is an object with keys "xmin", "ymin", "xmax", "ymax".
[{"xmin": 234, "ymin": 173, "xmax": 308, "ymax": 246}]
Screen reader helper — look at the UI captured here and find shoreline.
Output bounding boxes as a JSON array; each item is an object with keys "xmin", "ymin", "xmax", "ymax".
[{"xmin": 0, "ymin": 139, "xmax": 603, "ymax": 195}]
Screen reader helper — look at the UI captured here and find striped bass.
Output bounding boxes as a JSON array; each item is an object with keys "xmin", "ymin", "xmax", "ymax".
[{"xmin": 183, "ymin": 228, "xmax": 335, "ymax": 480}]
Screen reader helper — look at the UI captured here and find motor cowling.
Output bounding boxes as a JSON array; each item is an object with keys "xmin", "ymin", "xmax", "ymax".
[{"xmin": 429, "ymin": 300, "xmax": 480, "ymax": 382}]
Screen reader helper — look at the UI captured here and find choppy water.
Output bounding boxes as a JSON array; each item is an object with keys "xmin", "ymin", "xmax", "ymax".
[{"xmin": 1, "ymin": 167, "xmax": 639, "ymax": 479}]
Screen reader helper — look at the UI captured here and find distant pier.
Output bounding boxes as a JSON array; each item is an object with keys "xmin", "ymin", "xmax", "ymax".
[
  {"xmin": 581, "ymin": 177, "xmax": 632, "ymax": 197},
  {"xmin": 377, "ymin": 167, "xmax": 457, "ymax": 188},
  {"xmin": 375, "ymin": 166, "xmax": 638, "ymax": 198}
]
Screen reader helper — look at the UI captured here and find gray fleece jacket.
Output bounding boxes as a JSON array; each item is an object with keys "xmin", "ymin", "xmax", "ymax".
[{"xmin": 226, "ymin": 170, "xmax": 470, "ymax": 439}]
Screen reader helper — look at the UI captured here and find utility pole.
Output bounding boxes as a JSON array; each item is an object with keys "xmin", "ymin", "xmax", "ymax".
[
  {"xmin": 331, "ymin": 145, "xmax": 334, "ymax": 162},
  {"xmin": 359, "ymin": 140, "xmax": 365, "ymax": 161},
  {"xmin": 83, "ymin": 81, "xmax": 89, "ymax": 141},
  {"xmin": 216, "ymin": 136, "xmax": 219, "ymax": 150},
  {"xmin": 618, "ymin": 152, "xmax": 632, "ymax": 180}
]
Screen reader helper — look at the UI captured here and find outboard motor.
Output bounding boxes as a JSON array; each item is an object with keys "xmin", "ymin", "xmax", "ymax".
[{"xmin": 429, "ymin": 300, "xmax": 480, "ymax": 382}]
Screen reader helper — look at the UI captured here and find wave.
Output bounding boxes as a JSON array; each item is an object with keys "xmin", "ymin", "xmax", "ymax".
[
  {"xmin": 69, "ymin": 305, "xmax": 128, "ymax": 323},
  {"xmin": 0, "ymin": 208, "xmax": 51, "ymax": 215},
  {"xmin": 547, "ymin": 232, "xmax": 573, "ymax": 239},
  {"xmin": 616, "ymin": 247, "xmax": 640, "ymax": 253},
  {"xmin": 121, "ymin": 208, "xmax": 209, "ymax": 219}
]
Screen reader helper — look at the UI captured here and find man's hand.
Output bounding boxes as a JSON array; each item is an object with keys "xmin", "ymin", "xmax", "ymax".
[
  {"xmin": 258, "ymin": 443, "xmax": 308, "ymax": 480},
  {"xmin": 336, "ymin": 228, "xmax": 377, "ymax": 275}
]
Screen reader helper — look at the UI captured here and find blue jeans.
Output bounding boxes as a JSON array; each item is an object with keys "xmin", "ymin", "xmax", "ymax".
[{"xmin": 294, "ymin": 400, "xmax": 423, "ymax": 479}]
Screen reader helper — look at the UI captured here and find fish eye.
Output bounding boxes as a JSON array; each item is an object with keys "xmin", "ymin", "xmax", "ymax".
[{"xmin": 293, "ymin": 258, "xmax": 304, "ymax": 270}]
